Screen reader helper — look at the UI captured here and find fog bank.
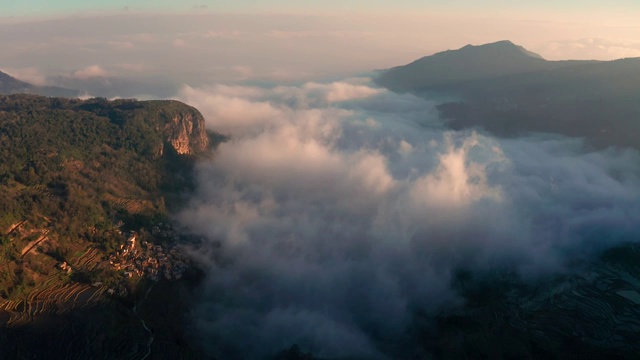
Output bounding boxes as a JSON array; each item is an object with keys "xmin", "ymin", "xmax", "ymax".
[{"xmin": 176, "ymin": 79, "xmax": 640, "ymax": 359}]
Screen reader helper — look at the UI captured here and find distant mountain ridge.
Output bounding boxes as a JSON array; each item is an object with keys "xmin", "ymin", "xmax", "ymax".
[
  {"xmin": 0, "ymin": 70, "xmax": 79, "ymax": 97},
  {"xmin": 375, "ymin": 41, "xmax": 640, "ymax": 150},
  {"xmin": 375, "ymin": 40, "xmax": 595, "ymax": 93}
]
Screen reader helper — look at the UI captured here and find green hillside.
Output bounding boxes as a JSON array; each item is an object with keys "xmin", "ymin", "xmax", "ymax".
[{"xmin": 0, "ymin": 94, "xmax": 216, "ymax": 359}]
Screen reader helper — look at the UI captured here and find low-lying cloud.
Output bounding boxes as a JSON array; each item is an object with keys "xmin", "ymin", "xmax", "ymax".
[
  {"xmin": 176, "ymin": 79, "xmax": 640, "ymax": 359},
  {"xmin": 70, "ymin": 65, "xmax": 109, "ymax": 79}
]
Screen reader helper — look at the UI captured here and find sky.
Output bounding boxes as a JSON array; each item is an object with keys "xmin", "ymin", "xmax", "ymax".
[
  {"xmin": 1, "ymin": 0, "xmax": 639, "ymax": 94},
  {"xmin": 2, "ymin": 0, "xmax": 640, "ymax": 16}
]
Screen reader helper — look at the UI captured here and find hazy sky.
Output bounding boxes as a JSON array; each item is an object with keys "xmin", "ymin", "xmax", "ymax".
[
  {"xmin": 3, "ymin": 0, "xmax": 640, "ymax": 15},
  {"xmin": 1, "ymin": 1, "xmax": 639, "ymax": 95}
]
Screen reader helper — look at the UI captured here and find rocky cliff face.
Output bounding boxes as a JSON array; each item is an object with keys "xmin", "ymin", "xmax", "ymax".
[
  {"xmin": 114, "ymin": 99, "xmax": 210, "ymax": 156},
  {"xmin": 158, "ymin": 106, "xmax": 209, "ymax": 155}
]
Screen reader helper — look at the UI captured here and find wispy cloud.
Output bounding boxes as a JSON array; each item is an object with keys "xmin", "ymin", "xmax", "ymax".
[
  {"xmin": 70, "ymin": 65, "xmax": 109, "ymax": 79},
  {"xmin": 543, "ymin": 38, "xmax": 640, "ymax": 60},
  {"xmin": 171, "ymin": 38, "xmax": 187, "ymax": 47}
]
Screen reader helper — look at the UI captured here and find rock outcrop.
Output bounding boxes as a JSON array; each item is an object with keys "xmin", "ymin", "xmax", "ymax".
[
  {"xmin": 81, "ymin": 97, "xmax": 210, "ymax": 156},
  {"xmin": 154, "ymin": 101, "xmax": 209, "ymax": 155}
]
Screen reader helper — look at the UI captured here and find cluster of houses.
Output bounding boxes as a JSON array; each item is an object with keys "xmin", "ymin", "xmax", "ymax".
[
  {"xmin": 108, "ymin": 231, "xmax": 189, "ymax": 282},
  {"xmin": 57, "ymin": 261, "xmax": 73, "ymax": 273}
]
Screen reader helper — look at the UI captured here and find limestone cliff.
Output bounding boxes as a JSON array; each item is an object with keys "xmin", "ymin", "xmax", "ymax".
[
  {"xmin": 147, "ymin": 100, "xmax": 210, "ymax": 155},
  {"xmin": 88, "ymin": 98, "xmax": 211, "ymax": 157}
]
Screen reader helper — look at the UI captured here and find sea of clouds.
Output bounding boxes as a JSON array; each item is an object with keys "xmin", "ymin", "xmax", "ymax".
[{"xmin": 175, "ymin": 78, "xmax": 640, "ymax": 359}]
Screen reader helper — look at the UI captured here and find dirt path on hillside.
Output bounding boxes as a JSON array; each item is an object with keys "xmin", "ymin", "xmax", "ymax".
[{"xmin": 20, "ymin": 230, "xmax": 50, "ymax": 258}]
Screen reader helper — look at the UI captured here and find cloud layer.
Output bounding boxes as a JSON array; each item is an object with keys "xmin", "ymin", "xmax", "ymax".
[{"xmin": 176, "ymin": 79, "xmax": 640, "ymax": 359}]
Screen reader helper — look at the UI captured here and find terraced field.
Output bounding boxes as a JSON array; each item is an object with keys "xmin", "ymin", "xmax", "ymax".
[
  {"xmin": 0, "ymin": 274, "xmax": 203, "ymax": 360},
  {"xmin": 71, "ymin": 247, "xmax": 104, "ymax": 272},
  {"xmin": 0, "ymin": 275, "xmax": 106, "ymax": 328},
  {"xmin": 1, "ymin": 223, "xmax": 197, "ymax": 360},
  {"xmin": 2, "ymin": 218, "xmax": 109, "ymax": 330},
  {"xmin": 104, "ymin": 194, "xmax": 155, "ymax": 215}
]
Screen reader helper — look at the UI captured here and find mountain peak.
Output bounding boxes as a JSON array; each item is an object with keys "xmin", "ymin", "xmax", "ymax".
[
  {"xmin": 461, "ymin": 40, "xmax": 514, "ymax": 49},
  {"xmin": 454, "ymin": 40, "xmax": 544, "ymax": 59},
  {"xmin": 485, "ymin": 39, "xmax": 516, "ymax": 47},
  {"xmin": 375, "ymin": 41, "xmax": 549, "ymax": 92}
]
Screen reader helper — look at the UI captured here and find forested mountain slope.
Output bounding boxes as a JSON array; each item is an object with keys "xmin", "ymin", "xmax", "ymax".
[{"xmin": 0, "ymin": 94, "xmax": 217, "ymax": 359}]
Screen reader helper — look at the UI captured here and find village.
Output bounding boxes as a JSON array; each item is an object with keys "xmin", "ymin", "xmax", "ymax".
[{"xmin": 108, "ymin": 224, "xmax": 190, "ymax": 283}]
